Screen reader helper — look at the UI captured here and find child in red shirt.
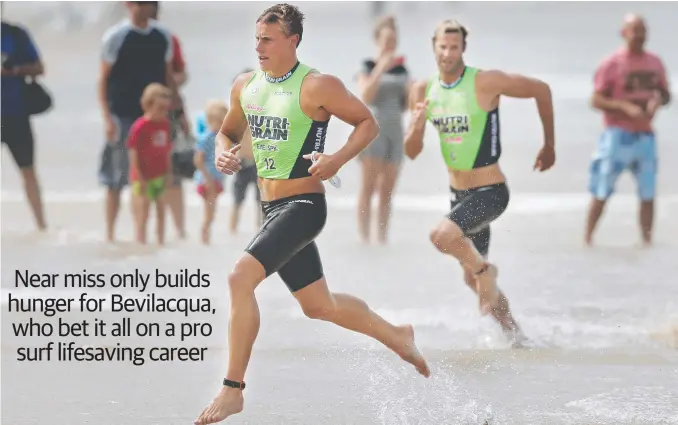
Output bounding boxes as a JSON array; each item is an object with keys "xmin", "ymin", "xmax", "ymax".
[{"xmin": 127, "ymin": 83, "xmax": 173, "ymax": 245}]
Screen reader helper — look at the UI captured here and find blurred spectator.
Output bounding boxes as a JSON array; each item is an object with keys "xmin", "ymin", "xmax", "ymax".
[
  {"xmin": 355, "ymin": 16, "xmax": 410, "ymax": 244},
  {"xmin": 97, "ymin": 1, "xmax": 175, "ymax": 242},
  {"xmin": 127, "ymin": 83, "xmax": 174, "ymax": 245},
  {"xmin": 193, "ymin": 99, "xmax": 228, "ymax": 245},
  {"xmin": 1, "ymin": 19, "xmax": 48, "ymax": 231},
  {"xmin": 150, "ymin": 1, "xmax": 189, "ymax": 239},
  {"xmin": 193, "ymin": 69, "xmax": 262, "ymax": 236},
  {"xmin": 586, "ymin": 14, "xmax": 671, "ymax": 246}
]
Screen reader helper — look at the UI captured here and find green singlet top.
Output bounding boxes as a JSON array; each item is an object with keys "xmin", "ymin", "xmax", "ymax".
[
  {"xmin": 425, "ymin": 66, "xmax": 501, "ymax": 171},
  {"xmin": 239, "ymin": 62, "xmax": 329, "ymax": 179}
]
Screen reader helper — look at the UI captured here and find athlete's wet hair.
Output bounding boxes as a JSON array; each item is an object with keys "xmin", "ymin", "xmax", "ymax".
[
  {"xmin": 373, "ymin": 15, "xmax": 397, "ymax": 40},
  {"xmin": 257, "ymin": 3, "xmax": 305, "ymax": 47},
  {"xmin": 432, "ymin": 19, "xmax": 469, "ymax": 47}
]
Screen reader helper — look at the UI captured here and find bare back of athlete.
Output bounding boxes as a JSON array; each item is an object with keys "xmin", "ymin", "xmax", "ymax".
[
  {"xmin": 404, "ymin": 20, "xmax": 556, "ymax": 346},
  {"xmin": 194, "ymin": 5, "xmax": 428, "ymax": 425}
]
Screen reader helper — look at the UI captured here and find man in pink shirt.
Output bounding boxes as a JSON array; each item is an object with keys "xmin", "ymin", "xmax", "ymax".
[{"xmin": 586, "ymin": 14, "xmax": 671, "ymax": 246}]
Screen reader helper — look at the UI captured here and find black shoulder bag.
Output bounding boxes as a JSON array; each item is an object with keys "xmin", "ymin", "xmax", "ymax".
[{"xmin": 8, "ymin": 24, "xmax": 53, "ymax": 116}]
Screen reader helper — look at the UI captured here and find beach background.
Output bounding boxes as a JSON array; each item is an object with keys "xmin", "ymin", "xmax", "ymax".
[{"xmin": 2, "ymin": 2, "xmax": 678, "ymax": 424}]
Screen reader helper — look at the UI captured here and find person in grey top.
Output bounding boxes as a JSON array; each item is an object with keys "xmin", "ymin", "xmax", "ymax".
[{"xmin": 356, "ymin": 15, "xmax": 410, "ymax": 244}]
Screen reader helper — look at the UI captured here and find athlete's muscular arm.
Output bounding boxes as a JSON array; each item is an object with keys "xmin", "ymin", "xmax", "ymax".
[
  {"xmin": 217, "ymin": 72, "xmax": 251, "ymax": 149},
  {"xmin": 215, "ymin": 72, "xmax": 253, "ymax": 175},
  {"xmin": 403, "ymin": 80, "xmax": 428, "ymax": 160},
  {"xmin": 479, "ymin": 70, "xmax": 556, "ymax": 171},
  {"xmin": 480, "ymin": 70, "xmax": 555, "ymax": 149},
  {"xmin": 308, "ymin": 73, "xmax": 380, "ymax": 167}
]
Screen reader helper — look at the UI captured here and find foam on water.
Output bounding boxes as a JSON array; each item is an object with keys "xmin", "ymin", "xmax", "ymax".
[
  {"xmin": 363, "ymin": 356, "xmax": 501, "ymax": 425},
  {"xmin": 564, "ymin": 386, "xmax": 678, "ymax": 425}
]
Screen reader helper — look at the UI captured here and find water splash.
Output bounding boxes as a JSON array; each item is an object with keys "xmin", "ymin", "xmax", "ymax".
[{"xmin": 362, "ymin": 356, "xmax": 503, "ymax": 425}]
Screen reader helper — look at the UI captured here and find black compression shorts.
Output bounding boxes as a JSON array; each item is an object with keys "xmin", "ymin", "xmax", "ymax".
[
  {"xmin": 447, "ymin": 183, "xmax": 510, "ymax": 256},
  {"xmin": 245, "ymin": 193, "xmax": 327, "ymax": 292}
]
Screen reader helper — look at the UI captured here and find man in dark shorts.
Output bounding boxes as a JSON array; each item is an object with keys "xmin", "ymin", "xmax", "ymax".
[
  {"xmin": 97, "ymin": 1, "xmax": 176, "ymax": 242},
  {"xmin": 405, "ymin": 20, "xmax": 556, "ymax": 346},
  {"xmin": 1, "ymin": 20, "xmax": 48, "ymax": 231},
  {"xmin": 193, "ymin": 4, "xmax": 429, "ymax": 424}
]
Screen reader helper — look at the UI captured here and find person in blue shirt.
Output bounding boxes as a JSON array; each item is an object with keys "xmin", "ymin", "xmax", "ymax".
[
  {"xmin": 193, "ymin": 99, "xmax": 228, "ymax": 244},
  {"xmin": 1, "ymin": 20, "xmax": 48, "ymax": 231}
]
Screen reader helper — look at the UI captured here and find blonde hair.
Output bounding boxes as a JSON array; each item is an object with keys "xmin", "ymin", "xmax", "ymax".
[
  {"xmin": 140, "ymin": 83, "xmax": 171, "ymax": 112},
  {"xmin": 204, "ymin": 99, "xmax": 228, "ymax": 131},
  {"xmin": 432, "ymin": 19, "xmax": 469, "ymax": 46},
  {"xmin": 373, "ymin": 15, "xmax": 397, "ymax": 40}
]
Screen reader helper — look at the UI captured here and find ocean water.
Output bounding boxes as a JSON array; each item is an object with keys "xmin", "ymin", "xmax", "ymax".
[{"xmin": 2, "ymin": 2, "xmax": 678, "ymax": 425}]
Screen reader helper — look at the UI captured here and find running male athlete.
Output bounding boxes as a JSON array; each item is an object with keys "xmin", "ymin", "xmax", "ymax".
[
  {"xmin": 193, "ymin": 4, "xmax": 429, "ymax": 424},
  {"xmin": 405, "ymin": 20, "xmax": 555, "ymax": 344}
]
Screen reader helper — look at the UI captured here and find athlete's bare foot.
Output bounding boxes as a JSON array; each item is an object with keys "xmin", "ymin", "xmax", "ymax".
[
  {"xmin": 194, "ymin": 386, "xmax": 244, "ymax": 425},
  {"xmin": 486, "ymin": 290, "xmax": 529, "ymax": 347},
  {"xmin": 506, "ymin": 328, "xmax": 530, "ymax": 348},
  {"xmin": 476, "ymin": 264, "xmax": 500, "ymax": 316},
  {"xmin": 394, "ymin": 325, "xmax": 430, "ymax": 377}
]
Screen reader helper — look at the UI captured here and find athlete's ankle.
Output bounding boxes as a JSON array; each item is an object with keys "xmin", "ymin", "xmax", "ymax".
[
  {"xmin": 222, "ymin": 377, "xmax": 246, "ymax": 391},
  {"xmin": 474, "ymin": 263, "xmax": 491, "ymax": 276}
]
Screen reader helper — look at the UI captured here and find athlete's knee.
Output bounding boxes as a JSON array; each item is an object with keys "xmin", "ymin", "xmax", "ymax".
[
  {"xmin": 227, "ymin": 270, "xmax": 257, "ymax": 300},
  {"xmin": 429, "ymin": 228, "xmax": 449, "ymax": 251},
  {"xmin": 227, "ymin": 255, "xmax": 265, "ymax": 297},
  {"xmin": 295, "ymin": 281, "xmax": 338, "ymax": 321},
  {"xmin": 429, "ymin": 221, "xmax": 464, "ymax": 252},
  {"xmin": 302, "ymin": 302, "xmax": 336, "ymax": 321},
  {"xmin": 299, "ymin": 289, "xmax": 337, "ymax": 320}
]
